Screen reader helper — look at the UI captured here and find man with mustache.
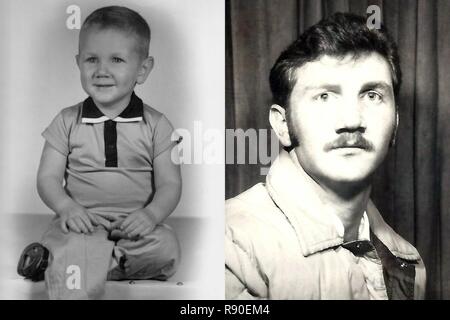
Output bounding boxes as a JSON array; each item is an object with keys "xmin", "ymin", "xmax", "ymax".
[{"xmin": 225, "ymin": 12, "xmax": 426, "ymax": 299}]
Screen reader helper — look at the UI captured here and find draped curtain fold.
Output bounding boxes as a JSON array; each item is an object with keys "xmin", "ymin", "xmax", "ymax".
[{"xmin": 226, "ymin": 0, "xmax": 450, "ymax": 299}]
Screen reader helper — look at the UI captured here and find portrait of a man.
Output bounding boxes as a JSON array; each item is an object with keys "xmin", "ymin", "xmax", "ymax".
[{"xmin": 225, "ymin": 0, "xmax": 450, "ymax": 300}]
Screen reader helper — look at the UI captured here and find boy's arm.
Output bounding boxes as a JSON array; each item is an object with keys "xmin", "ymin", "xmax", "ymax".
[
  {"xmin": 119, "ymin": 146, "xmax": 182, "ymax": 237},
  {"xmin": 146, "ymin": 146, "xmax": 182, "ymax": 223},
  {"xmin": 37, "ymin": 141, "xmax": 98, "ymax": 233}
]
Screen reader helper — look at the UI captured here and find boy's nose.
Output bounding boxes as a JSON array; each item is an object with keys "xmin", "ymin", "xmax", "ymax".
[{"xmin": 95, "ymin": 61, "xmax": 110, "ymax": 77}]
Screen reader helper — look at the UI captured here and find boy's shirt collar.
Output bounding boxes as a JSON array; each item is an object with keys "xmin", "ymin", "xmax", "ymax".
[{"xmin": 81, "ymin": 92, "xmax": 144, "ymax": 124}]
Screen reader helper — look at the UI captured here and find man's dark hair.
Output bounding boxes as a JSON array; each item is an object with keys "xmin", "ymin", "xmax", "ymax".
[
  {"xmin": 269, "ymin": 12, "xmax": 401, "ymax": 108},
  {"xmin": 80, "ymin": 6, "xmax": 151, "ymax": 58}
]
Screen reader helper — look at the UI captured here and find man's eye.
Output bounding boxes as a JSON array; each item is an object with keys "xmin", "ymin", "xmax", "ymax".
[
  {"xmin": 112, "ymin": 57, "xmax": 124, "ymax": 63},
  {"xmin": 317, "ymin": 93, "xmax": 329, "ymax": 101},
  {"xmin": 365, "ymin": 91, "xmax": 382, "ymax": 102}
]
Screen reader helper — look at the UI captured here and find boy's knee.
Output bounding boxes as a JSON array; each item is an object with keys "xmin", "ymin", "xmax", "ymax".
[
  {"xmin": 42, "ymin": 219, "xmax": 107, "ymax": 250},
  {"xmin": 143, "ymin": 225, "xmax": 181, "ymax": 273},
  {"xmin": 41, "ymin": 221, "xmax": 81, "ymax": 253},
  {"xmin": 116, "ymin": 224, "xmax": 181, "ymax": 280},
  {"xmin": 153, "ymin": 225, "xmax": 180, "ymax": 258}
]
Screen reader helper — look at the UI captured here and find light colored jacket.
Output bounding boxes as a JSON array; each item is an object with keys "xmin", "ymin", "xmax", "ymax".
[{"xmin": 225, "ymin": 151, "xmax": 426, "ymax": 299}]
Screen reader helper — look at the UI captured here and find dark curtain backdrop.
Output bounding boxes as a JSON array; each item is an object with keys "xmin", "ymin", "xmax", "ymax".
[{"xmin": 226, "ymin": 0, "xmax": 450, "ymax": 299}]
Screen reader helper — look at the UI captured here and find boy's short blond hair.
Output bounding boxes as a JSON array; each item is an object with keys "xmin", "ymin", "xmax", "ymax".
[{"xmin": 80, "ymin": 6, "xmax": 150, "ymax": 58}]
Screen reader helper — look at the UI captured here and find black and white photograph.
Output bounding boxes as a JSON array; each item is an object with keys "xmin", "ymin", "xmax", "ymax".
[
  {"xmin": 1, "ymin": 0, "xmax": 450, "ymax": 307},
  {"xmin": 225, "ymin": 0, "xmax": 450, "ymax": 300},
  {"xmin": 0, "ymin": 0, "xmax": 224, "ymax": 300}
]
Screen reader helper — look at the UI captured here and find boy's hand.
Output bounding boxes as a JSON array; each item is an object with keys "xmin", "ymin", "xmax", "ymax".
[
  {"xmin": 59, "ymin": 202, "xmax": 99, "ymax": 234},
  {"xmin": 111, "ymin": 209, "xmax": 157, "ymax": 239}
]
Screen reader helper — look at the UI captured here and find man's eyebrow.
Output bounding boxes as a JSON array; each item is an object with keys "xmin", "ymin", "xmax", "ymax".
[
  {"xmin": 360, "ymin": 81, "xmax": 392, "ymax": 92},
  {"xmin": 302, "ymin": 84, "xmax": 342, "ymax": 92}
]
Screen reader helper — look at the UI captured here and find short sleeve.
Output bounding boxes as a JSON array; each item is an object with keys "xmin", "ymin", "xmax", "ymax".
[
  {"xmin": 152, "ymin": 114, "xmax": 182, "ymax": 158},
  {"xmin": 42, "ymin": 111, "xmax": 70, "ymax": 156}
]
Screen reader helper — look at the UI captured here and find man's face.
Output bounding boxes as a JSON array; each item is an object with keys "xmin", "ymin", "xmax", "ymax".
[
  {"xmin": 286, "ymin": 53, "xmax": 396, "ymax": 186},
  {"xmin": 77, "ymin": 27, "xmax": 148, "ymax": 110}
]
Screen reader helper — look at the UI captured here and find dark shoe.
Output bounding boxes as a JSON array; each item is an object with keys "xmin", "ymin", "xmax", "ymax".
[{"xmin": 17, "ymin": 242, "xmax": 49, "ymax": 282}]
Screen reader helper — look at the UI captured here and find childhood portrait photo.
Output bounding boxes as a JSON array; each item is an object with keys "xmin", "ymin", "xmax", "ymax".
[{"xmin": 0, "ymin": 0, "xmax": 224, "ymax": 300}]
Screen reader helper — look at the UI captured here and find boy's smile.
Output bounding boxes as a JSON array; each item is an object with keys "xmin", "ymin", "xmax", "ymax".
[{"xmin": 76, "ymin": 27, "xmax": 152, "ymax": 118}]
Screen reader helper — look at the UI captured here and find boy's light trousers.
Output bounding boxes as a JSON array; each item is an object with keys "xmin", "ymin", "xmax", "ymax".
[{"xmin": 41, "ymin": 217, "xmax": 180, "ymax": 299}]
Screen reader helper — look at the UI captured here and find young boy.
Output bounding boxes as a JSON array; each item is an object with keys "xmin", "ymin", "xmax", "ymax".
[{"xmin": 30, "ymin": 6, "xmax": 181, "ymax": 299}]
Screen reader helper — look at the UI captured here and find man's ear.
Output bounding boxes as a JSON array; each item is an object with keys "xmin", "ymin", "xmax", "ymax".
[
  {"xmin": 136, "ymin": 56, "xmax": 154, "ymax": 85},
  {"xmin": 269, "ymin": 104, "xmax": 292, "ymax": 148},
  {"xmin": 390, "ymin": 108, "xmax": 399, "ymax": 147}
]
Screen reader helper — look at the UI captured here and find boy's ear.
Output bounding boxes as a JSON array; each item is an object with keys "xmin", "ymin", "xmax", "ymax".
[
  {"xmin": 75, "ymin": 54, "xmax": 81, "ymax": 69},
  {"xmin": 269, "ymin": 104, "xmax": 292, "ymax": 148},
  {"xmin": 136, "ymin": 56, "xmax": 154, "ymax": 85}
]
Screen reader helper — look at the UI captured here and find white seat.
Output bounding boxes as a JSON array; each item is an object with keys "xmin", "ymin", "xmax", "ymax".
[{"xmin": 1, "ymin": 213, "xmax": 210, "ymax": 300}]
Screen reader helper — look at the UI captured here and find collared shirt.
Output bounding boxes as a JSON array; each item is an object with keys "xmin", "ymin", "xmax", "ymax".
[
  {"xmin": 42, "ymin": 93, "xmax": 179, "ymax": 222},
  {"xmin": 225, "ymin": 150, "xmax": 426, "ymax": 300},
  {"xmin": 331, "ymin": 212, "xmax": 388, "ymax": 300}
]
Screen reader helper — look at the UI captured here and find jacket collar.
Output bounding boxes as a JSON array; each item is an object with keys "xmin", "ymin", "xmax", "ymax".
[
  {"xmin": 81, "ymin": 92, "xmax": 144, "ymax": 124},
  {"xmin": 265, "ymin": 150, "xmax": 421, "ymax": 261}
]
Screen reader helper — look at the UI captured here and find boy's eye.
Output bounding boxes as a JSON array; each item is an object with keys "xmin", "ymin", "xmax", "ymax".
[
  {"xmin": 112, "ymin": 57, "xmax": 124, "ymax": 63},
  {"xmin": 85, "ymin": 57, "xmax": 97, "ymax": 63}
]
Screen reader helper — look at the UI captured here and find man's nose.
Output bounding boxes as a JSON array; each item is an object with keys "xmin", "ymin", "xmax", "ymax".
[{"xmin": 335, "ymin": 98, "xmax": 366, "ymax": 133}]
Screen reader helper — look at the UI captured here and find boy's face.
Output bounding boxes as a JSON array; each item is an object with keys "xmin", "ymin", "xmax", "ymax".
[{"xmin": 76, "ymin": 27, "xmax": 152, "ymax": 111}]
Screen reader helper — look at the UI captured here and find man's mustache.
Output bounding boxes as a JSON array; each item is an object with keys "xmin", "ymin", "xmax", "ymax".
[{"xmin": 324, "ymin": 132, "xmax": 374, "ymax": 152}]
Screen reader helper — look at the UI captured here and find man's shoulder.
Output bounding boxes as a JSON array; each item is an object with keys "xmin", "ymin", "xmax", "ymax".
[
  {"xmin": 226, "ymin": 183, "xmax": 272, "ymax": 221},
  {"xmin": 225, "ymin": 183, "xmax": 300, "ymax": 284},
  {"xmin": 226, "ymin": 183, "xmax": 292, "ymax": 241}
]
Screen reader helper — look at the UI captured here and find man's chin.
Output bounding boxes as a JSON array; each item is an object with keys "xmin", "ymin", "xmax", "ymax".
[
  {"xmin": 330, "ymin": 175, "xmax": 371, "ymax": 185},
  {"xmin": 321, "ymin": 169, "xmax": 374, "ymax": 190}
]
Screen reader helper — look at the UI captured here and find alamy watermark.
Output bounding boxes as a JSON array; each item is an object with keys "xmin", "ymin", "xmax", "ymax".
[
  {"xmin": 66, "ymin": 5, "xmax": 81, "ymax": 29},
  {"xmin": 171, "ymin": 121, "xmax": 280, "ymax": 175},
  {"xmin": 65, "ymin": 4, "xmax": 381, "ymax": 30},
  {"xmin": 66, "ymin": 265, "xmax": 81, "ymax": 290},
  {"xmin": 367, "ymin": 5, "xmax": 381, "ymax": 30}
]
